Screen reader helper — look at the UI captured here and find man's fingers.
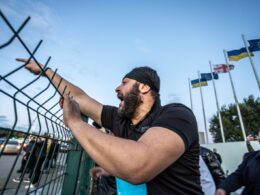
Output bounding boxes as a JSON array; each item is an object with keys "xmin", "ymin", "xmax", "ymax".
[
  {"xmin": 64, "ymin": 94, "xmax": 71, "ymax": 105},
  {"xmin": 16, "ymin": 58, "xmax": 27, "ymax": 62},
  {"xmin": 63, "ymin": 93, "xmax": 70, "ymax": 101},
  {"xmin": 89, "ymin": 168, "xmax": 100, "ymax": 180},
  {"xmin": 89, "ymin": 170, "xmax": 94, "ymax": 178},
  {"xmin": 16, "ymin": 58, "xmax": 33, "ymax": 65},
  {"xmin": 59, "ymin": 97, "xmax": 64, "ymax": 109},
  {"xmin": 64, "ymin": 94, "xmax": 73, "ymax": 102},
  {"xmin": 17, "ymin": 58, "xmax": 45, "ymax": 76},
  {"xmin": 96, "ymin": 172, "xmax": 102, "ymax": 178},
  {"xmin": 63, "ymin": 93, "xmax": 81, "ymax": 127}
]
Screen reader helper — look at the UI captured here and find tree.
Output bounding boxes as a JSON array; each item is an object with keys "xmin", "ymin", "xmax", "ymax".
[{"xmin": 209, "ymin": 95, "xmax": 260, "ymax": 142}]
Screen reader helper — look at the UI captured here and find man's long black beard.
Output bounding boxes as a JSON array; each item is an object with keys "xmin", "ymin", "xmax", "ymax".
[{"xmin": 118, "ymin": 83, "xmax": 143, "ymax": 119}]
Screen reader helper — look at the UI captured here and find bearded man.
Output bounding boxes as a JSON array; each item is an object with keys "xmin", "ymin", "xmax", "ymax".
[{"xmin": 19, "ymin": 58, "xmax": 203, "ymax": 195}]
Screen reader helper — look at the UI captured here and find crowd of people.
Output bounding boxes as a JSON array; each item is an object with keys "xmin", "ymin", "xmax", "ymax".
[
  {"xmin": 12, "ymin": 135, "xmax": 60, "ymax": 190},
  {"xmin": 17, "ymin": 58, "xmax": 259, "ymax": 194}
]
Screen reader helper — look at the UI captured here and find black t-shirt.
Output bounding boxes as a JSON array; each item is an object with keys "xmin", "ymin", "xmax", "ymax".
[{"xmin": 101, "ymin": 103, "xmax": 203, "ymax": 195}]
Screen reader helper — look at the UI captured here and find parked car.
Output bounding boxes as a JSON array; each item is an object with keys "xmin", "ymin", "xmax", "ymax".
[{"xmin": 0, "ymin": 139, "xmax": 21, "ymax": 154}]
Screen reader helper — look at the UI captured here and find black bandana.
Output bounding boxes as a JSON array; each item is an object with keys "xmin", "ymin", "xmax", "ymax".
[{"xmin": 124, "ymin": 68, "xmax": 159, "ymax": 93}]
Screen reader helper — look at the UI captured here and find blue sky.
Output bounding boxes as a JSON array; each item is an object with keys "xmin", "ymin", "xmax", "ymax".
[{"xmin": 0, "ymin": 0, "xmax": 260, "ymax": 142}]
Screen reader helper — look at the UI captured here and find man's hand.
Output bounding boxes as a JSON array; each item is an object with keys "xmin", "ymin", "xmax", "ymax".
[
  {"xmin": 59, "ymin": 97, "xmax": 64, "ymax": 109},
  {"xmin": 63, "ymin": 94, "xmax": 81, "ymax": 127},
  {"xmin": 16, "ymin": 58, "xmax": 43, "ymax": 75},
  {"xmin": 89, "ymin": 166, "xmax": 111, "ymax": 180},
  {"xmin": 215, "ymin": 189, "xmax": 226, "ymax": 195}
]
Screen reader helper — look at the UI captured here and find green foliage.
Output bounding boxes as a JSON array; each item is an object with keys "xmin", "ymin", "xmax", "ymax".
[{"xmin": 209, "ymin": 95, "xmax": 260, "ymax": 142}]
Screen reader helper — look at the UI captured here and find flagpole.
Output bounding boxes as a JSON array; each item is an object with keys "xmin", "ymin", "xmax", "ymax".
[
  {"xmin": 209, "ymin": 61, "xmax": 225, "ymax": 143},
  {"xmin": 198, "ymin": 71, "xmax": 209, "ymax": 144},
  {"xmin": 241, "ymin": 34, "xmax": 260, "ymax": 92},
  {"xmin": 223, "ymin": 50, "xmax": 247, "ymax": 141},
  {"xmin": 188, "ymin": 78, "xmax": 193, "ymax": 111}
]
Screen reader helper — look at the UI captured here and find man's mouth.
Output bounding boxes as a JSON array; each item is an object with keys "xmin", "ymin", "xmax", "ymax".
[
  {"xmin": 117, "ymin": 93, "xmax": 124, "ymax": 108},
  {"xmin": 117, "ymin": 93, "xmax": 124, "ymax": 101}
]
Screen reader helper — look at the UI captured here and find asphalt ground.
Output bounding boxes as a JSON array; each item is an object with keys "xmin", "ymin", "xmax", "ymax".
[{"xmin": 0, "ymin": 153, "xmax": 66, "ymax": 195}]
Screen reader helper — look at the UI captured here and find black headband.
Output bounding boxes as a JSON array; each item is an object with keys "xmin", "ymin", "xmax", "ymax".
[{"xmin": 124, "ymin": 70, "xmax": 159, "ymax": 93}]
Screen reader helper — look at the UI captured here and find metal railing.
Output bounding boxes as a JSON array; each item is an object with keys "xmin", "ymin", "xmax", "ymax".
[{"xmin": 0, "ymin": 10, "xmax": 94, "ymax": 195}]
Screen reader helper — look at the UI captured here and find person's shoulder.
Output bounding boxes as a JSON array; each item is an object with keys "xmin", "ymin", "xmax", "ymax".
[
  {"xmin": 243, "ymin": 150, "xmax": 260, "ymax": 160},
  {"xmin": 160, "ymin": 103, "xmax": 194, "ymax": 118},
  {"xmin": 162, "ymin": 103, "xmax": 192, "ymax": 112}
]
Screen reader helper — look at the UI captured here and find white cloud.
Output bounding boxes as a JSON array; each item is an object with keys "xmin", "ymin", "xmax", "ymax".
[{"xmin": 0, "ymin": 0, "xmax": 60, "ymax": 42}]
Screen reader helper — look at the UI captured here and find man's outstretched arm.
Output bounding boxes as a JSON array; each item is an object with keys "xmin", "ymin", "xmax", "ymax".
[
  {"xmin": 63, "ymin": 95, "xmax": 185, "ymax": 184},
  {"xmin": 17, "ymin": 58, "xmax": 103, "ymax": 124}
]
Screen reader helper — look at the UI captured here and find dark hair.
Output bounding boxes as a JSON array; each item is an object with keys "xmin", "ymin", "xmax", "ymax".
[{"xmin": 124, "ymin": 66, "xmax": 160, "ymax": 98}]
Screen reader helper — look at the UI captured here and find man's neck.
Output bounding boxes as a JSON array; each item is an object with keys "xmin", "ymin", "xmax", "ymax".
[{"xmin": 131, "ymin": 99, "xmax": 155, "ymax": 125}]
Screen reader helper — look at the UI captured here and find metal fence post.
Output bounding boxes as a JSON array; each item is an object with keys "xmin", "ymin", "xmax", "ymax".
[
  {"xmin": 61, "ymin": 116, "xmax": 94, "ymax": 195},
  {"xmin": 60, "ymin": 138, "xmax": 83, "ymax": 195},
  {"xmin": 76, "ymin": 152, "xmax": 95, "ymax": 195}
]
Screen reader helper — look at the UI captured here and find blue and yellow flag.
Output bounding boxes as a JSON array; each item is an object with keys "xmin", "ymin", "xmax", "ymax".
[
  {"xmin": 248, "ymin": 39, "xmax": 260, "ymax": 52},
  {"xmin": 227, "ymin": 47, "xmax": 253, "ymax": 61},
  {"xmin": 191, "ymin": 79, "xmax": 208, "ymax": 88}
]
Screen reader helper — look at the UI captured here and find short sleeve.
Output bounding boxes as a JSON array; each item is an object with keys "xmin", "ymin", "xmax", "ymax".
[{"xmin": 151, "ymin": 104, "xmax": 198, "ymax": 149}]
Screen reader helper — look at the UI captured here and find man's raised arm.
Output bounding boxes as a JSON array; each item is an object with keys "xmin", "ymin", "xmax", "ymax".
[{"xmin": 17, "ymin": 58, "xmax": 103, "ymax": 124}]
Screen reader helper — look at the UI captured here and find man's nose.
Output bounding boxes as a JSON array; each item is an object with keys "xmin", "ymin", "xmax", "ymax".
[{"xmin": 115, "ymin": 85, "xmax": 121, "ymax": 93}]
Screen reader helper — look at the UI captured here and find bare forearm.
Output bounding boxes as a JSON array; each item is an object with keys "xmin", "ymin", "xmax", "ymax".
[
  {"xmin": 46, "ymin": 69, "xmax": 103, "ymax": 123},
  {"xmin": 68, "ymin": 119, "xmax": 150, "ymax": 183},
  {"xmin": 63, "ymin": 95, "xmax": 183, "ymax": 184},
  {"xmin": 45, "ymin": 68, "xmax": 85, "ymax": 98}
]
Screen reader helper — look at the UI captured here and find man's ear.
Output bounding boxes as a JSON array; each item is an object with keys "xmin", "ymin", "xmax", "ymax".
[{"xmin": 139, "ymin": 83, "xmax": 151, "ymax": 93}]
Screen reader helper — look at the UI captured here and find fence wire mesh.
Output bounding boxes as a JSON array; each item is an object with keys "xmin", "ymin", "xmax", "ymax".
[{"xmin": 0, "ymin": 10, "xmax": 93, "ymax": 195}]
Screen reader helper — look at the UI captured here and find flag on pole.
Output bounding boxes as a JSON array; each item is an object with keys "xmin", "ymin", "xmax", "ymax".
[
  {"xmin": 200, "ymin": 73, "xmax": 219, "ymax": 81},
  {"xmin": 191, "ymin": 79, "xmax": 208, "ymax": 88},
  {"xmin": 213, "ymin": 64, "xmax": 234, "ymax": 73},
  {"xmin": 248, "ymin": 39, "xmax": 260, "ymax": 52},
  {"xmin": 227, "ymin": 47, "xmax": 253, "ymax": 61}
]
